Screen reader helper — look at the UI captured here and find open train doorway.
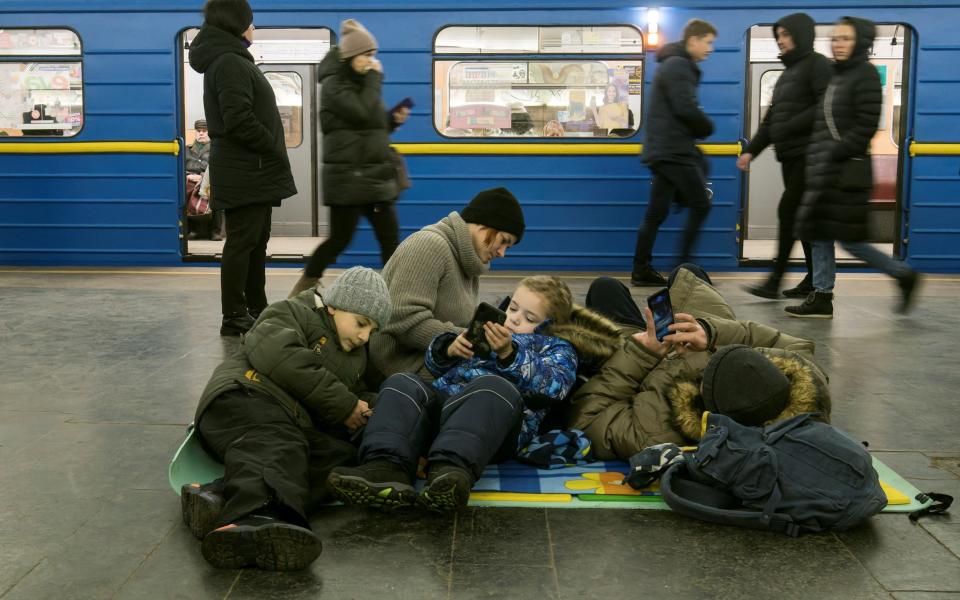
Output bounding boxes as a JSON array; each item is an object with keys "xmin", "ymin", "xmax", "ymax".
[
  {"xmin": 179, "ymin": 27, "xmax": 331, "ymax": 261},
  {"xmin": 741, "ymin": 23, "xmax": 910, "ymax": 265}
]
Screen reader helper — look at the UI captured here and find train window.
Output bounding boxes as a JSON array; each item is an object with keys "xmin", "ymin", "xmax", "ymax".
[
  {"xmin": 433, "ymin": 25, "xmax": 643, "ymax": 139},
  {"xmin": 0, "ymin": 29, "xmax": 83, "ymax": 137},
  {"xmin": 265, "ymin": 72, "xmax": 303, "ymax": 148}
]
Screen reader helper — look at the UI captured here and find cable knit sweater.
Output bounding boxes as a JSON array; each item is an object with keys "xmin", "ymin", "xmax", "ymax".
[{"xmin": 369, "ymin": 212, "xmax": 487, "ymax": 378}]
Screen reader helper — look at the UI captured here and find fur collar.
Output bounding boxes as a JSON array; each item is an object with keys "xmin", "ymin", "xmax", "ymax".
[
  {"xmin": 670, "ymin": 353, "xmax": 827, "ymax": 441},
  {"xmin": 547, "ymin": 305, "xmax": 622, "ymax": 365}
]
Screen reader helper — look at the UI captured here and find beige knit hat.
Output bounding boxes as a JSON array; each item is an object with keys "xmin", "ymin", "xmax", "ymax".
[{"xmin": 339, "ymin": 19, "xmax": 378, "ymax": 61}]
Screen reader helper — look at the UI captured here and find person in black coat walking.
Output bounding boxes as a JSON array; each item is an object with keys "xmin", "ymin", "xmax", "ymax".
[
  {"xmin": 738, "ymin": 13, "xmax": 832, "ymax": 300},
  {"xmin": 786, "ymin": 16, "xmax": 920, "ymax": 318},
  {"xmin": 189, "ymin": 0, "xmax": 297, "ymax": 336},
  {"xmin": 288, "ymin": 19, "xmax": 410, "ymax": 297},
  {"xmin": 631, "ymin": 19, "xmax": 717, "ymax": 286}
]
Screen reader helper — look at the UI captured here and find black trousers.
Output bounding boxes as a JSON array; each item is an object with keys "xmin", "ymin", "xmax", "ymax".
[
  {"xmin": 585, "ymin": 264, "xmax": 713, "ymax": 328},
  {"xmin": 305, "ymin": 202, "xmax": 399, "ymax": 278},
  {"xmin": 221, "ymin": 203, "xmax": 271, "ymax": 317},
  {"xmin": 359, "ymin": 373, "xmax": 523, "ymax": 481},
  {"xmin": 633, "ymin": 161, "xmax": 712, "ymax": 271},
  {"xmin": 197, "ymin": 388, "xmax": 357, "ymax": 528},
  {"xmin": 771, "ymin": 158, "xmax": 813, "ymax": 282}
]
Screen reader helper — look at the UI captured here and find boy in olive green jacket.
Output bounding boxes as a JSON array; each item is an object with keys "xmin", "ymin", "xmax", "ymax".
[{"xmin": 183, "ymin": 266, "xmax": 390, "ymax": 572}]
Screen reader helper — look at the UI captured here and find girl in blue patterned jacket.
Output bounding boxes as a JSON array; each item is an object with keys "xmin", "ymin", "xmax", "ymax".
[{"xmin": 328, "ymin": 275, "xmax": 621, "ymax": 513}]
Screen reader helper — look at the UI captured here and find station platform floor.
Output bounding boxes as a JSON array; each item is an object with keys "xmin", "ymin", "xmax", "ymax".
[{"xmin": 1, "ymin": 266, "xmax": 958, "ymax": 600}]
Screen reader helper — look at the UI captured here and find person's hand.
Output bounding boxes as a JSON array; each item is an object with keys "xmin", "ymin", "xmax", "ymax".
[
  {"xmin": 631, "ymin": 307, "xmax": 671, "ymax": 357},
  {"xmin": 447, "ymin": 331, "xmax": 474, "ymax": 360},
  {"xmin": 484, "ymin": 322, "xmax": 514, "ymax": 360},
  {"xmin": 344, "ymin": 399, "xmax": 372, "ymax": 431},
  {"xmin": 367, "ymin": 58, "xmax": 382, "ymax": 73},
  {"xmin": 736, "ymin": 153, "xmax": 753, "ymax": 172},
  {"xmin": 186, "ymin": 173, "xmax": 202, "ymax": 182},
  {"xmin": 393, "ymin": 106, "xmax": 410, "ymax": 125},
  {"xmin": 662, "ymin": 313, "xmax": 708, "ymax": 355}
]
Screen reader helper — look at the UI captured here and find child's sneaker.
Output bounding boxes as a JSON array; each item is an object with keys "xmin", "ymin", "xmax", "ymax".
[
  {"xmin": 201, "ymin": 513, "xmax": 322, "ymax": 571},
  {"xmin": 327, "ymin": 459, "xmax": 417, "ymax": 511},
  {"xmin": 181, "ymin": 480, "xmax": 224, "ymax": 540},
  {"xmin": 417, "ymin": 463, "xmax": 472, "ymax": 514}
]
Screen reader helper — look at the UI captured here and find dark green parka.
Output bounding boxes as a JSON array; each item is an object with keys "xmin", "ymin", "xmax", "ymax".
[
  {"xmin": 188, "ymin": 25, "xmax": 297, "ymax": 210},
  {"xmin": 195, "ymin": 290, "xmax": 372, "ymax": 430},
  {"xmin": 318, "ymin": 47, "xmax": 398, "ymax": 206}
]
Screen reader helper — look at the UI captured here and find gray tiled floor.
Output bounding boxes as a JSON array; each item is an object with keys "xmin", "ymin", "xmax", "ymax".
[{"xmin": 1, "ymin": 266, "xmax": 958, "ymax": 599}]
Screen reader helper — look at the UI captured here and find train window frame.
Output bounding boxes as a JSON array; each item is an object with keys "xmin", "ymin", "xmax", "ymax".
[
  {"xmin": 264, "ymin": 70, "xmax": 304, "ymax": 149},
  {"xmin": 432, "ymin": 24, "xmax": 644, "ymax": 140},
  {"xmin": 0, "ymin": 28, "xmax": 85, "ymax": 139}
]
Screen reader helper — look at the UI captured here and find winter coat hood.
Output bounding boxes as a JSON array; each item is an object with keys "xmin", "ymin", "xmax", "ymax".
[
  {"xmin": 547, "ymin": 306, "xmax": 622, "ymax": 375},
  {"xmin": 188, "ymin": 25, "xmax": 253, "ymax": 74},
  {"xmin": 669, "ymin": 352, "xmax": 831, "ymax": 441},
  {"xmin": 656, "ymin": 41, "xmax": 691, "ymax": 64},
  {"xmin": 775, "ymin": 13, "xmax": 816, "ymax": 65},
  {"xmin": 837, "ymin": 16, "xmax": 876, "ymax": 69}
]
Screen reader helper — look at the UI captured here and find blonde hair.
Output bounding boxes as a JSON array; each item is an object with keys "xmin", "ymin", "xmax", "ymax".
[{"xmin": 517, "ymin": 276, "xmax": 573, "ymax": 324}]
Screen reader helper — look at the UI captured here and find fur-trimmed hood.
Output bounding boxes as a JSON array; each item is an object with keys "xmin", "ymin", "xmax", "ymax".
[
  {"xmin": 669, "ymin": 352, "xmax": 831, "ymax": 441},
  {"xmin": 547, "ymin": 305, "xmax": 622, "ymax": 375}
]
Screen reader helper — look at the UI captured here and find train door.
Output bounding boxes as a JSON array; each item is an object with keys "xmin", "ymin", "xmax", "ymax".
[{"xmin": 742, "ymin": 23, "xmax": 909, "ymax": 264}]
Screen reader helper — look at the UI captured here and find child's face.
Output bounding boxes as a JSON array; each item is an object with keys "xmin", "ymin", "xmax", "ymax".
[
  {"xmin": 327, "ymin": 307, "xmax": 377, "ymax": 352},
  {"xmin": 505, "ymin": 285, "xmax": 548, "ymax": 334}
]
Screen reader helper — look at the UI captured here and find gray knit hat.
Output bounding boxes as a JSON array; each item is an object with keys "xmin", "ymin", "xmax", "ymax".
[
  {"xmin": 338, "ymin": 19, "xmax": 378, "ymax": 60},
  {"xmin": 323, "ymin": 266, "xmax": 391, "ymax": 329}
]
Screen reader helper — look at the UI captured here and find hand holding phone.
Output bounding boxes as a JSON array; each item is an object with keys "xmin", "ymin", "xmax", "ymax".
[
  {"xmin": 390, "ymin": 97, "xmax": 415, "ymax": 114},
  {"xmin": 464, "ymin": 302, "xmax": 507, "ymax": 357},
  {"xmin": 646, "ymin": 287, "xmax": 674, "ymax": 342}
]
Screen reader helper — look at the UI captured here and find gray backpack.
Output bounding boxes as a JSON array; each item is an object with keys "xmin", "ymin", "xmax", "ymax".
[{"xmin": 661, "ymin": 412, "xmax": 887, "ymax": 536}]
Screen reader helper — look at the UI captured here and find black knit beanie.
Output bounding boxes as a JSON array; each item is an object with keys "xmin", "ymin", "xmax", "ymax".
[
  {"xmin": 701, "ymin": 345, "xmax": 791, "ymax": 426},
  {"xmin": 461, "ymin": 187, "xmax": 525, "ymax": 242}
]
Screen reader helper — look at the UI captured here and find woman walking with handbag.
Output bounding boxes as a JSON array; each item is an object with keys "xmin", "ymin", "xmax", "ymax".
[
  {"xmin": 289, "ymin": 19, "xmax": 410, "ymax": 297},
  {"xmin": 787, "ymin": 16, "xmax": 920, "ymax": 318}
]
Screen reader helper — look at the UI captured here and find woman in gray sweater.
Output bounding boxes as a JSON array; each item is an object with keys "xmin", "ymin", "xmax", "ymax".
[{"xmin": 369, "ymin": 187, "xmax": 525, "ymax": 377}]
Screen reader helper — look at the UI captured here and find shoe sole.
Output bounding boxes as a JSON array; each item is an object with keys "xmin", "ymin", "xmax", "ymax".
[
  {"xmin": 784, "ymin": 311, "xmax": 833, "ymax": 319},
  {"xmin": 201, "ymin": 522, "xmax": 321, "ymax": 571},
  {"xmin": 744, "ymin": 287, "xmax": 781, "ymax": 300},
  {"xmin": 417, "ymin": 477, "xmax": 469, "ymax": 514},
  {"xmin": 328, "ymin": 472, "xmax": 417, "ymax": 511},
  {"xmin": 181, "ymin": 483, "xmax": 223, "ymax": 540}
]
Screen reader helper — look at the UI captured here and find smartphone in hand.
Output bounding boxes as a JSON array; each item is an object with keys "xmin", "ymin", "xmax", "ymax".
[
  {"xmin": 646, "ymin": 288, "xmax": 674, "ymax": 342},
  {"xmin": 390, "ymin": 97, "xmax": 415, "ymax": 114},
  {"xmin": 464, "ymin": 302, "xmax": 507, "ymax": 356}
]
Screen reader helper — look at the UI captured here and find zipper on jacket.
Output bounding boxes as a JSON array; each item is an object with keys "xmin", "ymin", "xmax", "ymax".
[
  {"xmin": 259, "ymin": 156, "xmax": 262, "ymax": 169},
  {"xmin": 824, "ymin": 83, "xmax": 841, "ymax": 142}
]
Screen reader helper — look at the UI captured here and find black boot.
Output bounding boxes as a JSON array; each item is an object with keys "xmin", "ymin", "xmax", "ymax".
[
  {"xmin": 784, "ymin": 291, "xmax": 833, "ymax": 319},
  {"xmin": 327, "ymin": 459, "xmax": 417, "ymax": 511},
  {"xmin": 782, "ymin": 274, "xmax": 814, "ymax": 298},
  {"xmin": 743, "ymin": 274, "xmax": 782, "ymax": 300},
  {"xmin": 417, "ymin": 462, "xmax": 473, "ymax": 514},
  {"xmin": 897, "ymin": 271, "xmax": 921, "ymax": 314},
  {"xmin": 220, "ymin": 313, "xmax": 255, "ymax": 337},
  {"xmin": 201, "ymin": 511, "xmax": 322, "ymax": 571},
  {"xmin": 181, "ymin": 480, "xmax": 224, "ymax": 540},
  {"xmin": 630, "ymin": 265, "xmax": 667, "ymax": 287}
]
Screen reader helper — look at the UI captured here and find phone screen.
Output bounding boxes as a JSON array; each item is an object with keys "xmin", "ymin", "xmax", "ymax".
[
  {"xmin": 465, "ymin": 302, "xmax": 507, "ymax": 355},
  {"xmin": 647, "ymin": 288, "xmax": 674, "ymax": 342}
]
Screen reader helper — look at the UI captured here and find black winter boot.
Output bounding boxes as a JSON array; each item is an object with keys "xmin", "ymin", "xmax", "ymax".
[
  {"xmin": 743, "ymin": 274, "xmax": 782, "ymax": 300},
  {"xmin": 630, "ymin": 265, "xmax": 667, "ymax": 287},
  {"xmin": 782, "ymin": 274, "xmax": 814, "ymax": 298},
  {"xmin": 181, "ymin": 479, "xmax": 225, "ymax": 540},
  {"xmin": 784, "ymin": 291, "xmax": 834, "ymax": 319},
  {"xmin": 897, "ymin": 271, "xmax": 921, "ymax": 314},
  {"xmin": 417, "ymin": 463, "xmax": 473, "ymax": 514},
  {"xmin": 201, "ymin": 512, "xmax": 322, "ymax": 571},
  {"xmin": 327, "ymin": 459, "xmax": 417, "ymax": 511}
]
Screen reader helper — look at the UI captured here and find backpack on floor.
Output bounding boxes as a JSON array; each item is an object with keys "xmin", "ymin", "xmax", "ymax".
[{"xmin": 660, "ymin": 412, "xmax": 887, "ymax": 536}]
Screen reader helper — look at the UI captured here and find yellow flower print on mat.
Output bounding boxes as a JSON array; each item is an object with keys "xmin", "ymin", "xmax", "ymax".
[{"xmin": 564, "ymin": 472, "xmax": 659, "ymax": 495}]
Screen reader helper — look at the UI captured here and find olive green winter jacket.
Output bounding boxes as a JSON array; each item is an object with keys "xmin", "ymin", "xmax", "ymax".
[{"xmin": 195, "ymin": 290, "xmax": 372, "ymax": 429}]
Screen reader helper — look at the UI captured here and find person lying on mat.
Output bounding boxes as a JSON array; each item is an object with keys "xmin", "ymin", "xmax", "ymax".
[
  {"xmin": 181, "ymin": 267, "xmax": 391, "ymax": 571},
  {"xmin": 327, "ymin": 275, "xmax": 619, "ymax": 513},
  {"xmin": 568, "ymin": 265, "xmax": 832, "ymax": 461}
]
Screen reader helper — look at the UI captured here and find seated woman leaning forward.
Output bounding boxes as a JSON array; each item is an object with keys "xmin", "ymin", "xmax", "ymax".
[
  {"xmin": 569, "ymin": 266, "xmax": 832, "ymax": 461},
  {"xmin": 328, "ymin": 275, "xmax": 620, "ymax": 513}
]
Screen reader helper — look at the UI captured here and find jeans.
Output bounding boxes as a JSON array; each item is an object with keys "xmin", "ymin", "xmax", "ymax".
[{"xmin": 812, "ymin": 239, "xmax": 914, "ymax": 293}]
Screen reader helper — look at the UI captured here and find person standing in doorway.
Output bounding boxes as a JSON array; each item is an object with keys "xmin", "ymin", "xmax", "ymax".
[
  {"xmin": 738, "ymin": 13, "xmax": 832, "ymax": 300},
  {"xmin": 189, "ymin": 0, "xmax": 297, "ymax": 336},
  {"xmin": 631, "ymin": 19, "xmax": 717, "ymax": 286},
  {"xmin": 787, "ymin": 16, "xmax": 920, "ymax": 318},
  {"xmin": 289, "ymin": 19, "xmax": 410, "ymax": 297}
]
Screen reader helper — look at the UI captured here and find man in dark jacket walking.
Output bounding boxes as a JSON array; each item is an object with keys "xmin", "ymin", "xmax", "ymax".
[
  {"xmin": 631, "ymin": 19, "xmax": 717, "ymax": 286},
  {"xmin": 739, "ymin": 13, "xmax": 832, "ymax": 300},
  {"xmin": 189, "ymin": 0, "xmax": 297, "ymax": 336}
]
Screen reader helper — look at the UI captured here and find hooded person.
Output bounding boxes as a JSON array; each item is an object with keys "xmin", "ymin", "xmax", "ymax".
[
  {"xmin": 740, "ymin": 13, "xmax": 833, "ymax": 300},
  {"xmin": 289, "ymin": 18, "xmax": 409, "ymax": 297},
  {"xmin": 566, "ymin": 266, "xmax": 831, "ymax": 460},
  {"xmin": 369, "ymin": 187, "xmax": 526, "ymax": 379}
]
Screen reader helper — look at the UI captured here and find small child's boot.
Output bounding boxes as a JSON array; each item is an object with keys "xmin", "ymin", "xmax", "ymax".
[
  {"xmin": 181, "ymin": 479, "xmax": 224, "ymax": 540},
  {"xmin": 201, "ymin": 509, "xmax": 322, "ymax": 571},
  {"xmin": 327, "ymin": 459, "xmax": 417, "ymax": 510},
  {"xmin": 417, "ymin": 462, "xmax": 473, "ymax": 514}
]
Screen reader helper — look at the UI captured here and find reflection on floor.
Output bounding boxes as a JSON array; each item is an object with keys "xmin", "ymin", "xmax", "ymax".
[
  {"xmin": 1, "ymin": 267, "xmax": 958, "ymax": 599},
  {"xmin": 742, "ymin": 239, "xmax": 895, "ymax": 263}
]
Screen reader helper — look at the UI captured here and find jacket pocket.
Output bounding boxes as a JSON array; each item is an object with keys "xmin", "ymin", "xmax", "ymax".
[{"xmin": 838, "ymin": 157, "xmax": 872, "ymax": 191}]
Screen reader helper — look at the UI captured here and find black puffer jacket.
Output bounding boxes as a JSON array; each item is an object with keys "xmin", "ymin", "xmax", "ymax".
[
  {"xmin": 318, "ymin": 48, "xmax": 398, "ymax": 206},
  {"xmin": 797, "ymin": 17, "xmax": 882, "ymax": 242},
  {"xmin": 188, "ymin": 25, "xmax": 296, "ymax": 210},
  {"xmin": 641, "ymin": 42, "xmax": 714, "ymax": 167},
  {"xmin": 745, "ymin": 13, "xmax": 832, "ymax": 162}
]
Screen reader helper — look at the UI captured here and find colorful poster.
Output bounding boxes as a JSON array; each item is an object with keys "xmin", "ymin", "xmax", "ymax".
[{"xmin": 449, "ymin": 104, "xmax": 511, "ymax": 129}]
